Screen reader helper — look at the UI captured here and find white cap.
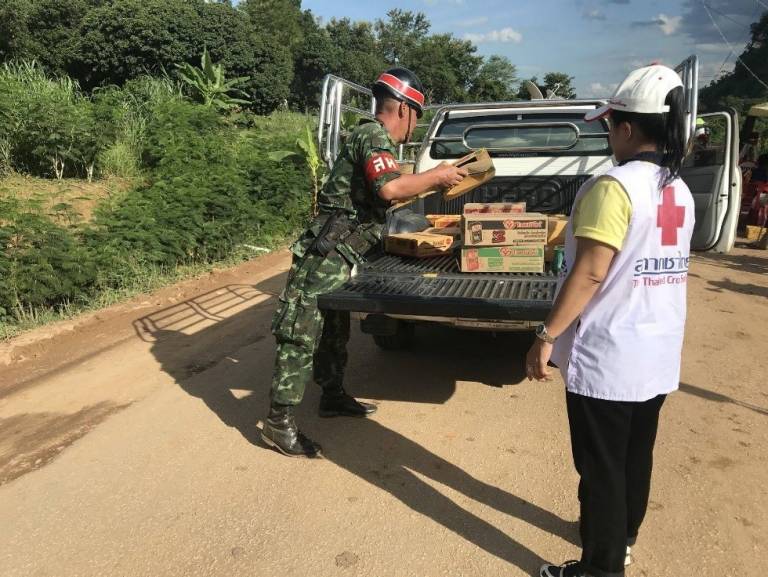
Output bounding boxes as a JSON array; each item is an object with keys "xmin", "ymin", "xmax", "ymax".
[{"xmin": 585, "ymin": 64, "xmax": 684, "ymax": 122}]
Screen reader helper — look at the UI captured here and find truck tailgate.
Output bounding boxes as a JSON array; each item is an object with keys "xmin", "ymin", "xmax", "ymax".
[{"xmin": 317, "ymin": 253, "xmax": 557, "ymax": 321}]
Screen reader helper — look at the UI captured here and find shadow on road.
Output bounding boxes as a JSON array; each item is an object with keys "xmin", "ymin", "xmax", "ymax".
[
  {"xmin": 694, "ymin": 249, "xmax": 768, "ymax": 275},
  {"xmin": 679, "ymin": 382, "xmax": 768, "ymax": 417},
  {"xmin": 137, "ymin": 273, "xmax": 574, "ymax": 573}
]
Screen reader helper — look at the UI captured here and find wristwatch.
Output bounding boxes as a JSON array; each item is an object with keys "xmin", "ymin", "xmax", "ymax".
[{"xmin": 535, "ymin": 323, "xmax": 556, "ymax": 344}]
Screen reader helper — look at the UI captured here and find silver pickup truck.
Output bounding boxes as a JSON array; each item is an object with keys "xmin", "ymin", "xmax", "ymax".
[{"xmin": 315, "ymin": 56, "xmax": 741, "ymax": 349}]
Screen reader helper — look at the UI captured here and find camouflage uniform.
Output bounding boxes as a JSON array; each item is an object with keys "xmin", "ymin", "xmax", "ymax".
[{"xmin": 270, "ymin": 120, "xmax": 401, "ymax": 405}]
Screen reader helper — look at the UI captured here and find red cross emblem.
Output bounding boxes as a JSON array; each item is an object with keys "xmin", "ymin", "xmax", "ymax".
[{"xmin": 657, "ymin": 186, "xmax": 685, "ymax": 246}]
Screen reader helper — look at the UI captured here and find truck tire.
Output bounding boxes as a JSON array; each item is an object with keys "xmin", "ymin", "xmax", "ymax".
[{"xmin": 372, "ymin": 322, "xmax": 415, "ymax": 350}]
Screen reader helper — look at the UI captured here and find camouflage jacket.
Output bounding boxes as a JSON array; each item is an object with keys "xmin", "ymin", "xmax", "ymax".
[{"xmin": 317, "ymin": 119, "xmax": 401, "ymax": 227}]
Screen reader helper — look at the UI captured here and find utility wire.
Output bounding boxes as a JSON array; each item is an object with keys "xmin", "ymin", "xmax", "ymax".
[
  {"xmin": 708, "ymin": 1, "xmax": 760, "ymax": 81},
  {"xmin": 701, "ymin": 0, "xmax": 768, "ymax": 91}
]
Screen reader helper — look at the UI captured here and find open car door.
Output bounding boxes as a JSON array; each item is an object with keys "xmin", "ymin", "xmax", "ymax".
[
  {"xmin": 680, "ymin": 110, "xmax": 741, "ymax": 253},
  {"xmin": 673, "ymin": 55, "xmax": 740, "ymax": 253}
]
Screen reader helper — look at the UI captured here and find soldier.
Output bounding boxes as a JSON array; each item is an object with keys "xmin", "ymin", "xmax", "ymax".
[{"xmin": 261, "ymin": 67, "xmax": 467, "ymax": 457}]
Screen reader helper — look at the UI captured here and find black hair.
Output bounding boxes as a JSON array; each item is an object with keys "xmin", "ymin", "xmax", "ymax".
[{"xmin": 611, "ymin": 86, "xmax": 686, "ymax": 187}]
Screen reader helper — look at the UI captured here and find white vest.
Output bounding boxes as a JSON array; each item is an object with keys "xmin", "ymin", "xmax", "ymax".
[{"xmin": 550, "ymin": 161, "xmax": 695, "ymax": 402}]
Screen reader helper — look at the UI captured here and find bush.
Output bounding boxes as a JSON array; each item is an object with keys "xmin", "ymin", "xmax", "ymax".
[
  {"xmin": 0, "ymin": 196, "xmax": 96, "ymax": 321},
  {"xmin": 89, "ymin": 99, "xmax": 255, "ymax": 268},
  {"xmin": 238, "ymin": 112, "xmax": 314, "ymax": 239},
  {"xmin": 0, "ymin": 61, "xmax": 97, "ymax": 179}
]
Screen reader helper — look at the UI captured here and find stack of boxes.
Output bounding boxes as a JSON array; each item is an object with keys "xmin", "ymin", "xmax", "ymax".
[{"xmin": 460, "ymin": 203, "xmax": 548, "ymax": 273}]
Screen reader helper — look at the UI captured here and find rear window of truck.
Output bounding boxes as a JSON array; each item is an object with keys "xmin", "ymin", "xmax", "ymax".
[{"xmin": 431, "ymin": 112, "xmax": 611, "ymax": 159}]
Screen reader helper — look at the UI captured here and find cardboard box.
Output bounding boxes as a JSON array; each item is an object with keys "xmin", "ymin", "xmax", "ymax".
[
  {"xmin": 424, "ymin": 226, "xmax": 461, "ymax": 239},
  {"xmin": 463, "ymin": 202, "xmax": 526, "ymax": 214},
  {"xmin": 385, "ymin": 231, "xmax": 456, "ymax": 258},
  {"xmin": 462, "ymin": 213, "xmax": 548, "ymax": 246},
  {"xmin": 745, "ymin": 224, "xmax": 767, "ymax": 243},
  {"xmin": 544, "ymin": 214, "xmax": 568, "ymax": 261},
  {"xmin": 444, "ymin": 148, "xmax": 496, "ymax": 201},
  {"xmin": 393, "ymin": 149, "xmax": 495, "ymax": 208},
  {"xmin": 426, "ymin": 214, "xmax": 461, "ymax": 228},
  {"xmin": 461, "ymin": 246, "xmax": 545, "ymax": 273}
]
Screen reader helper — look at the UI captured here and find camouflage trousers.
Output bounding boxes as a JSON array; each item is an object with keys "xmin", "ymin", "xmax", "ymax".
[{"xmin": 270, "ymin": 247, "xmax": 352, "ymax": 406}]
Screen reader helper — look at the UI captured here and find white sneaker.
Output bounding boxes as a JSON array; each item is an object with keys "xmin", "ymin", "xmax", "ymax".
[{"xmin": 625, "ymin": 546, "xmax": 632, "ymax": 567}]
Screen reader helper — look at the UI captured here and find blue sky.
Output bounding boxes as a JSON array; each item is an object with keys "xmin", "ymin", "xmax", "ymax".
[{"xmin": 301, "ymin": 0, "xmax": 765, "ymax": 98}]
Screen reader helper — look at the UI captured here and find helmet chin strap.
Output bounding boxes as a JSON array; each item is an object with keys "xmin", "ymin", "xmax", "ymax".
[{"xmin": 403, "ymin": 105, "xmax": 413, "ymax": 144}]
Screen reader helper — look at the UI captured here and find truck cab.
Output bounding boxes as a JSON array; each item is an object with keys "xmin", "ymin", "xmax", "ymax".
[{"xmin": 315, "ymin": 56, "xmax": 741, "ymax": 349}]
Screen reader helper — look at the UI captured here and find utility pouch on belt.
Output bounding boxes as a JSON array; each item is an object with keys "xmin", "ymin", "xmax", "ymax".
[
  {"xmin": 309, "ymin": 210, "xmax": 381, "ymax": 263},
  {"xmin": 309, "ymin": 211, "xmax": 348, "ymax": 257}
]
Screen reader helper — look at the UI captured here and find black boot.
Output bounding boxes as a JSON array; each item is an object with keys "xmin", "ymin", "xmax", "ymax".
[
  {"xmin": 319, "ymin": 388, "xmax": 377, "ymax": 418},
  {"xmin": 261, "ymin": 403, "xmax": 322, "ymax": 458}
]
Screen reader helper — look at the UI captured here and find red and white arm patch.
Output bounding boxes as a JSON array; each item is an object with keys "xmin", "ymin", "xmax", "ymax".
[{"xmin": 364, "ymin": 152, "xmax": 400, "ymax": 183}]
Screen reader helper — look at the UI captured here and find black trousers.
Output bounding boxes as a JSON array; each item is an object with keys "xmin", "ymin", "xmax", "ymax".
[{"xmin": 566, "ymin": 390, "xmax": 666, "ymax": 577}]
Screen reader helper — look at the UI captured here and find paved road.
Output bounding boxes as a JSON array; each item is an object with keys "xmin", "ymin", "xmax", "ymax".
[{"xmin": 1, "ymin": 248, "xmax": 766, "ymax": 577}]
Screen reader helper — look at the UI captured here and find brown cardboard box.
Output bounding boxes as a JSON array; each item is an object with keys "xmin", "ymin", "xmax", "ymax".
[
  {"xmin": 393, "ymin": 149, "xmax": 495, "ymax": 208},
  {"xmin": 544, "ymin": 214, "xmax": 568, "ymax": 261},
  {"xmin": 463, "ymin": 202, "xmax": 526, "ymax": 214},
  {"xmin": 385, "ymin": 231, "xmax": 456, "ymax": 258},
  {"xmin": 424, "ymin": 226, "xmax": 461, "ymax": 239},
  {"xmin": 426, "ymin": 214, "xmax": 461, "ymax": 228},
  {"xmin": 444, "ymin": 148, "xmax": 496, "ymax": 201},
  {"xmin": 745, "ymin": 225, "xmax": 767, "ymax": 243},
  {"xmin": 462, "ymin": 213, "xmax": 548, "ymax": 246},
  {"xmin": 461, "ymin": 246, "xmax": 545, "ymax": 273}
]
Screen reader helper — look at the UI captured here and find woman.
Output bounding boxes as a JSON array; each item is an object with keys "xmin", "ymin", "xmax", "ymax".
[{"xmin": 526, "ymin": 64, "xmax": 694, "ymax": 577}]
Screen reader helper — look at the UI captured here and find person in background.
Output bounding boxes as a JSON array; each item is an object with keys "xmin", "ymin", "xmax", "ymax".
[
  {"xmin": 526, "ymin": 64, "xmax": 694, "ymax": 577},
  {"xmin": 739, "ymin": 131, "xmax": 760, "ymax": 168}
]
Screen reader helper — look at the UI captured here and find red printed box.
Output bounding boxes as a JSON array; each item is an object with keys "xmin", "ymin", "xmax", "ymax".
[{"xmin": 462, "ymin": 213, "xmax": 548, "ymax": 246}]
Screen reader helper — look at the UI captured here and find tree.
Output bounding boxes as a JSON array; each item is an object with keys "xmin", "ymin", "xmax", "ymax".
[
  {"xmin": 26, "ymin": 0, "xmax": 99, "ymax": 77},
  {"xmin": 407, "ymin": 34, "xmax": 482, "ymax": 103},
  {"xmin": 248, "ymin": 33, "xmax": 294, "ymax": 114},
  {"xmin": 291, "ymin": 12, "xmax": 336, "ymax": 110},
  {"xmin": 196, "ymin": 1, "xmax": 292, "ymax": 114},
  {"xmin": 516, "ymin": 73, "xmax": 576, "ymax": 100},
  {"xmin": 469, "ymin": 55, "xmax": 518, "ymax": 102},
  {"xmin": 542, "ymin": 72, "xmax": 576, "ymax": 99},
  {"xmin": 326, "ymin": 19, "xmax": 386, "ymax": 88},
  {"xmin": 72, "ymin": 0, "xmax": 203, "ymax": 88},
  {"xmin": 0, "ymin": 0, "xmax": 33, "ymax": 64},
  {"xmin": 700, "ymin": 11, "xmax": 768, "ymax": 111},
  {"xmin": 375, "ymin": 9, "xmax": 430, "ymax": 65},
  {"xmin": 239, "ymin": 0, "xmax": 304, "ymax": 56}
]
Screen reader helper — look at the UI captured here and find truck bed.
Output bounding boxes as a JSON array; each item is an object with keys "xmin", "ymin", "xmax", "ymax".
[
  {"xmin": 318, "ymin": 174, "xmax": 589, "ymax": 323},
  {"xmin": 317, "ymin": 253, "xmax": 557, "ymax": 321}
]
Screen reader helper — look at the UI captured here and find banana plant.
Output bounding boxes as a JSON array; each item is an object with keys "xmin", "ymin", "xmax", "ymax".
[
  {"xmin": 177, "ymin": 49, "xmax": 250, "ymax": 111},
  {"xmin": 268, "ymin": 125, "xmax": 324, "ymax": 217}
]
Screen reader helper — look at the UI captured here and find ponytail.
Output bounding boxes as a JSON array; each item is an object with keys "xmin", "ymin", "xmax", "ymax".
[
  {"xmin": 659, "ymin": 86, "xmax": 686, "ymax": 186},
  {"xmin": 610, "ymin": 85, "xmax": 687, "ymax": 187}
]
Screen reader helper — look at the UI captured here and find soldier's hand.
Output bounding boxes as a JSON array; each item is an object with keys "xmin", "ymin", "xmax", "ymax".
[{"xmin": 434, "ymin": 162, "xmax": 468, "ymax": 188}]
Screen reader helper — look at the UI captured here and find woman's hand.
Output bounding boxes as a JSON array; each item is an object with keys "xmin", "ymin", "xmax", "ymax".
[{"xmin": 525, "ymin": 338, "xmax": 553, "ymax": 381}]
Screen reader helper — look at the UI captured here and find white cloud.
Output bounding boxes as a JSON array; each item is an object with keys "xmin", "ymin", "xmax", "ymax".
[
  {"xmin": 632, "ymin": 13, "xmax": 682, "ymax": 36},
  {"xmin": 464, "ymin": 27, "xmax": 523, "ymax": 44},
  {"xmin": 657, "ymin": 14, "xmax": 682, "ymax": 35}
]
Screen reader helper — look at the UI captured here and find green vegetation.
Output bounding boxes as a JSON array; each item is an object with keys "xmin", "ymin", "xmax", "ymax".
[
  {"xmin": 0, "ymin": 62, "xmax": 312, "ymax": 336},
  {"xmin": 700, "ymin": 11, "xmax": 768, "ymax": 149}
]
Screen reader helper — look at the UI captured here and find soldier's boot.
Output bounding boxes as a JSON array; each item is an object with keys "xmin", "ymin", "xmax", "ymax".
[
  {"xmin": 318, "ymin": 388, "xmax": 377, "ymax": 418},
  {"xmin": 261, "ymin": 403, "xmax": 322, "ymax": 458}
]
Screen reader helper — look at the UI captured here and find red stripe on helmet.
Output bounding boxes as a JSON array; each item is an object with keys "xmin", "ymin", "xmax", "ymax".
[{"xmin": 376, "ymin": 73, "xmax": 425, "ymax": 107}]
